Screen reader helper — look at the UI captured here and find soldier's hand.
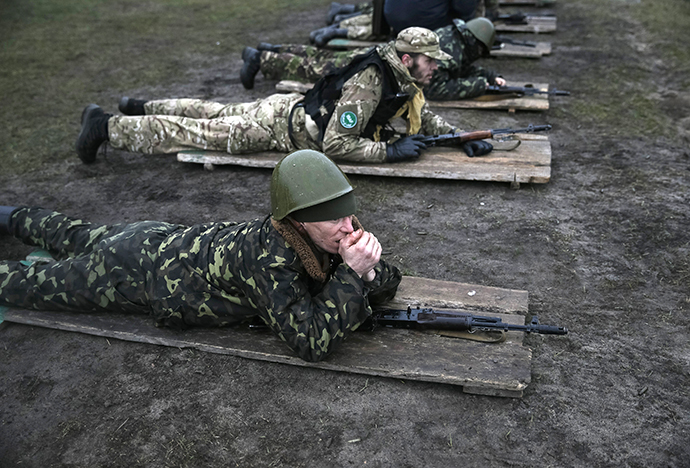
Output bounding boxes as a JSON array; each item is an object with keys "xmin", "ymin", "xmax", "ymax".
[
  {"xmin": 462, "ymin": 140, "xmax": 493, "ymax": 157},
  {"xmin": 338, "ymin": 229, "xmax": 382, "ymax": 279},
  {"xmin": 386, "ymin": 135, "xmax": 427, "ymax": 163}
]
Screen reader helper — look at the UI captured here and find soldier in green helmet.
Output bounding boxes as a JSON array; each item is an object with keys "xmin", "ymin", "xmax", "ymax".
[
  {"xmin": 244, "ymin": 17, "xmax": 505, "ymax": 101},
  {"xmin": 0, "ymin": 150, "xmax": 402, "ymax": 362},
  {"xmin": 76, "ymin": 26, "xmax": 494, "ymax": 167}
]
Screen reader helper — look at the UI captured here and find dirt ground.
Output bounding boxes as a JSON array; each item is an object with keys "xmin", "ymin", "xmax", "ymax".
[{"xmin": 1, "ymin": 0, "xmax": 689, "ymax": 467}]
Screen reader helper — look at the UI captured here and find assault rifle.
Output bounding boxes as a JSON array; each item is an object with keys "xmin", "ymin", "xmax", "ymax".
[
  {"xmin": 418, "ymin": 124, "xmax": 551, "ymax": 147},
  {"xmin": 369, "ymin": 306, "xmax": 568, "ymax": 335},
  {"xmin": 486, "ymin": 85, "xmax": 570, "ymax": 97},
  {"xmin": 493, "ymin": 35, "xmax": 538, "ymax": 49}
]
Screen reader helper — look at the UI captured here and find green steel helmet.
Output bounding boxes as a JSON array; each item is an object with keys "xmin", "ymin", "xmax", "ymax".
[
  {"xmin": 271, "ymin": 149, "xmax": 357, "ymax": 222},
  {"xmin": 465, "ymin": 17, "xmax": 496, "ymax": 50}
]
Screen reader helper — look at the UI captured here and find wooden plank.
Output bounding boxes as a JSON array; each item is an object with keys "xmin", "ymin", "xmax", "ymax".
[
  {"xmin": 275, "ymin": 80, "xmax": 552, "ymax": 112},
  {"xmin": 428, "ymin": 82, "xmax": 550, "ymax": 112},
  {"xmin": 324, "ymin": 38, "xmax": 551, "ymax": 59},
  {"xmin": 495, "ymin": 16, "xmax": 557, "ymax": 33},
  {"xmin": 0, "ymin": 276, "xmax": 533, "ymax": 397},
  {"xmin": 491, "ymin": 41, "xmax": 551, "ymax": 58},
  {"xmin": 326, "ymin": 38, "xmax": 381, "ymax": 50},
  {"xmin": 177, "ymin": 135, "xmax": 552, "ymax": 184}
]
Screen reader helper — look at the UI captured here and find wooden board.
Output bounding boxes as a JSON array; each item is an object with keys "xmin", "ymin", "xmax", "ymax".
[
  {"xmin": 0, "ymin": 276, "xmax": 533, "ymax": 397},
  {"xmin": 491, "ymin": 41, "xmax": 551, "ymax": 58},
  {"xmin": 275, "ymin": 80, "xmax": 552, "ymax": 112},
  {"xmin": 326, "ymin": 38, "xmax": 551, "ymax": 59},
  {"xmin": 495, "ymin": 16, "xmax": 557, "ymax": 33},
  {"xmin": 177, "ymin": 134, "xmax": 551, "ymax": 185},
  {"xmin": 428, "ymin": 82, "xmax": 551, "ymax": 112}
]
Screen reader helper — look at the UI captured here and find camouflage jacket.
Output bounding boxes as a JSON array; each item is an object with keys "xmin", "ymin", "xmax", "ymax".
[
  {"xmin": 151, "ymin": 215, "xmax": 401, "ymax": 362},
  {"xmin": 319, "ymin": 41, "xmax": 455, "ymax": 163},
  {"xmin": 426, "ymin": 21, "xmax": 497, "ymax": 100}
]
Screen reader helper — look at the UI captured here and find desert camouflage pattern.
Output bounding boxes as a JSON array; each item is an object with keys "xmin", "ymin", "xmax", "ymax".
[
  {"xmin": 261, "ymin": 27, "xmax": 495, "ymax": 102},
  {"xmin": 0, "ymin": 208, "xmax": 401, "ymax": 362},
  {"xmin": 340, "ymin": 13, "xmax": 374, "ymax": 40},
  {"xmin": 108, "ymin": 93, "xmax": 306, "ymax": 155},
  {"xmin": 321, "ymin": 41, "xmax": 455, "ymax": 162},
  {"xmin": 261, "ymin": 45, "xmax": 368, "ymax": 83},
  {"xmin": 425, "ymin": 22, "xmax": 496, "ymax": 100}
]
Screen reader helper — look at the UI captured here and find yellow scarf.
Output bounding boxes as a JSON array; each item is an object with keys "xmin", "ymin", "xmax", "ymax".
[{"xmin": 372, "ymin": 42, "xmax": 426, "ymax": 141}]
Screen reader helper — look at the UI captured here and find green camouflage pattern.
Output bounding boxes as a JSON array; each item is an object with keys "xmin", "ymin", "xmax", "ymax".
[
  {"xmin": 0, "ymin": 208, "xmax": 401, "ymax": 362},
  {"xmin": 109, "ymin": 93, "xmax": 307, "ymax": 155},
  {"xmin": 425, "ymin": 21, "xmax": 495, "ymax": 100},
  {"xmin": 260, "ymin": 24, "xmax": 495, "ymax": 101}
]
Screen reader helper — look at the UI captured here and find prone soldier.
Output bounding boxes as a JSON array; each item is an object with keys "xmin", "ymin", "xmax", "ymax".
[
  {"xmin": 76, "ymin": 27, "xmax": 494, "ymax": 165},
  {"xmin": 244, "ymin": 17, "xmax": 506, "ymax": 101},
  {"xmin": 0, "ymin": 150, "xmax": 401, "ymax": 362}
]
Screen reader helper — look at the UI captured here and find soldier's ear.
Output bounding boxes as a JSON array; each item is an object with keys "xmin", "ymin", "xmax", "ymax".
[{"xmin": 400, "ymin": 53, "xmax": 414, "ymax": 67}]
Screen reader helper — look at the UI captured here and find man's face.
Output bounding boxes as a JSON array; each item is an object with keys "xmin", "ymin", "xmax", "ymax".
[
  {"xmin": 406, "ymin": 54, "xmax": 438, "ymax": 86},
  {"xmin": 300, "ymin": 216, "xmax": 355, "ymax": 254}
]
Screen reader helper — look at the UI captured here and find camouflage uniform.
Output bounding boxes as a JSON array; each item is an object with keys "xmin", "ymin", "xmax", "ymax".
[
  {"xmin": 261, "ymin": 21, "xmax": 496, "ymax": 101},
  {"xmin": 0, "ymin": 207, "xmax": 401, "ymax": 362},
  {"xmin": 108, "ymin": 39, "xmax": 455, "ymax": 163},
  {"xmin": 425, "ymin": 19, "xmax": 499, "ymax": 100},
  {"xmin": 109, "ymin": 93, "xmax": 310, "ymax": 155},
  {"xmin": 260, "ymin": 45, "xmax": 365, "ymax": 83}
]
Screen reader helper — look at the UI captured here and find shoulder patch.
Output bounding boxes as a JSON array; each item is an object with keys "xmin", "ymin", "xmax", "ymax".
[{"xmin": 340, "ymin": 110, "xmax": 357, "ymax": 129}]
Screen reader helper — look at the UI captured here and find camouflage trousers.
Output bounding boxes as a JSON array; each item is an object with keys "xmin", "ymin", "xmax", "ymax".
[
  {"xmin": 0, "ymin": 207, "xmax": 180, "ymax": 314},
  {"xmin": 108, "ymin": 93, "xmax": 306, "ymax": 155},
  {"xmin": 260, "ymin": 45, "xmax": 368, "ymax": 82}
]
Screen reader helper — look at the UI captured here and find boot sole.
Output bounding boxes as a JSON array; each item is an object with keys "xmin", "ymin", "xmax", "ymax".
[{"xmin": 76, "ymin": 104, "xmax": 104, "ymax": 164}]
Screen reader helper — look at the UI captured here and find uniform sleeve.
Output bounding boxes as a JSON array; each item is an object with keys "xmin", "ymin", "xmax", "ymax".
[
  {"xmin": 246, "ymin": 259, "xmax": 402, "ymax": 362},
  {"xmin": 420, "ymin": 101, "xmax": 457, "ymax": 135},
  {"xmin": 425, "ymin": 67, "xmax": 489, "ymax": 101},
  {"xmin": 321, "ymin": 66, "xmax": 389, "ymax": 163}
]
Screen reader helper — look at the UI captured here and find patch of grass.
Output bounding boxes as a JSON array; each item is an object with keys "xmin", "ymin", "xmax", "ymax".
[
  {"xmin": 629, "ymin": 0, "xmax": 690, "ymax": 78},
  {"xmin": 0, "ymin": 0, "xmax": 324, "ymax": 174}
]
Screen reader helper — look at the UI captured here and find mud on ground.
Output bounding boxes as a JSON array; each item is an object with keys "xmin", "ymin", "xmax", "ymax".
[{"xmin": 0, "ymin": 0, "xmax": 688, "ymax": 467}]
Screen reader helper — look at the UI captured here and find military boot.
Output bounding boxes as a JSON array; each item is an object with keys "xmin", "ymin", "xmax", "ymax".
[
  {"xmin": 118, "ymin": 96, "xmax": 148, "ymax": 116},
  {"xmin": 314, "ymin": 25, "xmax": 348, "ymax": 47},
  {"xmin": 76, "ymin": 104, "xmax": 112, "ymax": 164},
  {"xmin": 240, "ymin": 47, "xmax": 261, "ymax": 90},
  {"xmin": 0, "ymin": 206, "xmax": 18, "ymax": 236},
  {"xmin": 327, "ymin": 2, "xmax": 357, "ymax": 24}
]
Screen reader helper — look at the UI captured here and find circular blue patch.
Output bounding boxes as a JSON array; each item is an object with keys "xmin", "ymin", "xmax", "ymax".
[{"xmin": 340, "ymin": 111, "xmax": 357, "ymax": 129}]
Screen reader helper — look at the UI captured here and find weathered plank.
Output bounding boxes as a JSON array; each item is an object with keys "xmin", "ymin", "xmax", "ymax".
[
  {"xmin": 325, "ymin": 38, "xmax": 551, "ymax": 58},
  {"xmin": 0, "ymin": 276, "xmax": 533, "ymax": 397},
  {"xmin": 491, "ymin": 41, "xmax": 551, "ymax": 58},
  {"xmin": 495, "ymin": 16, "xmax": 557, "ymax": 33},
  {"xmin": 275, "ymin": 80, "xmax": 552, "ymax": 112},
  {"xmin": 177, "ymin": 134, "xmax": 551, "ymax": 184},
  {"xmin": 428, "ymin": 82, "xmax": 550, "ymax": 112}
]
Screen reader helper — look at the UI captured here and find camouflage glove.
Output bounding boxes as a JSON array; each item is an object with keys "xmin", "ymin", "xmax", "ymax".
[
  {"xmin": 462, "ymin": 140, "xmax": 493, "ymax": 157},
  {"xmin": 386, "ymin": 135, "xmax": 427, "ymax": 163}
]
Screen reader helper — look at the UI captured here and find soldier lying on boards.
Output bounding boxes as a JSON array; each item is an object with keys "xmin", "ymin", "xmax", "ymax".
[
  {"xmin": 76, "ymin": 27, "xmax": 493, "ymax": 166},
  {"xmin": 243, "ymin": 17, "xmax": 506, "ymax": 101},
  {"xmin": 0, "ymin": 150, "xmax": 401, "ymax": 362}
]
